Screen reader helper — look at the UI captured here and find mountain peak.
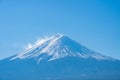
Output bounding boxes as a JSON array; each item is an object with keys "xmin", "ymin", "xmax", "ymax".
[
  {"xmin": 10, "ymin": 34, "xmax": 112, "ymax": 63},
  {"xmin": 47, "ymin": 34, "xmax": 70, "ymax": 42},
  {"xmin": 52, "ymin": 33, "xmax": 64, "ymax": 38}
]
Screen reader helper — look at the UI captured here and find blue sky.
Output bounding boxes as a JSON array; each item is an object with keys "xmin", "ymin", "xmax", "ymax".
[{"xmin": 0, "ymin": 0, "xmax": 120, "ymax": 59}]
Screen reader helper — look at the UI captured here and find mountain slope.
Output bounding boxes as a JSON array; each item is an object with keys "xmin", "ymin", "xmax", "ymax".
[
  {"xmin": 10, "ymin": 34, "xmax": 112, "ymax": 62},
  {"xmin": 0, "ymin": 34, "xmax": 120, "ymax": 80}
]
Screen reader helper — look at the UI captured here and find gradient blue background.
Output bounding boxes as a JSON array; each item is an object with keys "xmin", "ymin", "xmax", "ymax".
[{"xmin": 0, "ymin": 0, "xmax": 120, "ymax": 59}]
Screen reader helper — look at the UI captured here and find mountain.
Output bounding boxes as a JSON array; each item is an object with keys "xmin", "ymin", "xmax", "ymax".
[
  {"xmin": 0, "ymin": 34, "xmax": 120, "ymax": 80},
  {"xmin": 10, "ymin": 34, "xmax": 113, "ymax": 62}
]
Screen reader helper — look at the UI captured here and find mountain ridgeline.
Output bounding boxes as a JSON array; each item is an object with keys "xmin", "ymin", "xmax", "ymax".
[{"xmin": 0, "ymin": 34, "xmax": 120, "ymax": 80}]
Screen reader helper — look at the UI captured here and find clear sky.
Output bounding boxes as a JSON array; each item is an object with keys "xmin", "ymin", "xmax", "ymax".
[{"xmin": 0, "ymin": 0, "xmax": 120, "ymax": 59}]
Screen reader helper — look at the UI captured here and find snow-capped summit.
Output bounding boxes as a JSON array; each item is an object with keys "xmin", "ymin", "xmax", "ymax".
[{"xmin": 10, "ymin": 34, "xmax": 111, "ymax": 62}]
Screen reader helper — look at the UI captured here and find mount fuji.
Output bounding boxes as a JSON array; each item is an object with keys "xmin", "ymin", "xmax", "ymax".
[{"xmin": 0, "ymin": 34, "xmax": 120, "ymax": 80}]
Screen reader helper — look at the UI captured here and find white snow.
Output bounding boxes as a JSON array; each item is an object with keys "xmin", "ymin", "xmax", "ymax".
[{"xmin": 40, "ymin": 34, "xmax": 63, "ymax": 53}]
